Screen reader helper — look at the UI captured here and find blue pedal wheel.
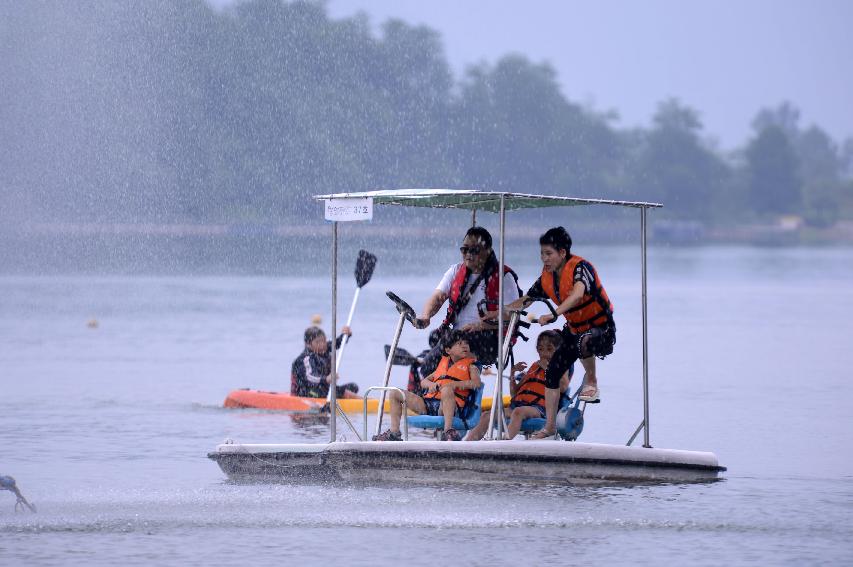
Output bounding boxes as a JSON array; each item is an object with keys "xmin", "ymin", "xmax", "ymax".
[{"xmin": 556, "ymin": 406, "xmax": 584, "ymax": 441}]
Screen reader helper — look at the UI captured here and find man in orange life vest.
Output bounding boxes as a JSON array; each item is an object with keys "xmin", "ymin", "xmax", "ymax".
[
  {"xmin": 502, "ymin": 227, "xmax": 615, "ymax": 439},
  {"xmin": 413, "ymin": 226, "xmax": 521, "ymax": 378},
  {"xmin": 374, "ymin": 330, "xmax": 482, "ymax": 441}
]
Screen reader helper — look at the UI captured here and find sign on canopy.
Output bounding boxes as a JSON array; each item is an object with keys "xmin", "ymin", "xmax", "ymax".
[{"xmin": 324, "ymin": 197, "xmax": 373, "ymax": 222}]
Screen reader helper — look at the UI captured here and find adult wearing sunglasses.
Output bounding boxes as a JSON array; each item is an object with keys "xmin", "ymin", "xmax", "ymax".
[{"xmin": 414, "ymin": 226, "xmax": 522, "ymax": 379}]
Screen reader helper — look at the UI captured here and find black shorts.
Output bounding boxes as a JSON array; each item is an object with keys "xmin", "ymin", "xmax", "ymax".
[
  {"xmin": 544, "ymin": 325, "xmax": 616, "ymax": 389},
  {"xmin": 423, "ymin": 398, "xmax": 442, "ymax": 416}
]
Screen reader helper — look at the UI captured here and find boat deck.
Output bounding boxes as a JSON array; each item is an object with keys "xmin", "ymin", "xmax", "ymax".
[{"xmin": 209, "ymin": 440, "xmax": 725, "ymax": 486}]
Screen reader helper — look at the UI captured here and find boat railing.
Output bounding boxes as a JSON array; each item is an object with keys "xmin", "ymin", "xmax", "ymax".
[
  {"xmin": 363, "ymin": 386, "xmax": 408, "ymax": 441},
  {"xmin": 485, "ymin": 309, "xmax": 521, "ymax": 439}
]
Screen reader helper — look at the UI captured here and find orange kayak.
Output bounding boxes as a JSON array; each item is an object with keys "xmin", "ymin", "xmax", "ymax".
[{"xmin": 223, "ymin": 389, "xmax": 510, "ymax": 413}]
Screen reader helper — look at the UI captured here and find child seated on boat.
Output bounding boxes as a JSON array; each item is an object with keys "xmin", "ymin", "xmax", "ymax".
[
  {"xmin": 291, "ymin": 326, "xmax": 360, "ymax": 399},
  {"xmin": 374, "ymin": 330, "xmax": 481, "ymax": 442},
  {"xmin": 464, "ymin": 330, "xmax": 570, "ymax": 441}
]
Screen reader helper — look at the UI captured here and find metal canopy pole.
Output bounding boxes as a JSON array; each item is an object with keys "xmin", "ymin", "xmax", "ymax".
[
  {"xmin": 494, "ymin": 194, "xmax": 507, "ymax": 439},
  {"xmin": 330, "ymin": 221, "xmax": 338, "ymax": 443},
  {"xmin": 641, "ymin": 206, "xmax": 651, "ymax": 448}
]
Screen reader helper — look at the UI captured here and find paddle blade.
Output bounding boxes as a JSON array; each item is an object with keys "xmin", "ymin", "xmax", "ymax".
[
  {"xmin": 355, "ymin": 250, "xmax": 377, "ymax": 288},
  {"xmin": 384, "ymin": 344, "xmax": 417, "ymax": 366}
]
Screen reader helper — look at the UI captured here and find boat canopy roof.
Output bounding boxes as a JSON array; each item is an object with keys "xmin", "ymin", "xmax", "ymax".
[{"xmin": 313, "ymin": 189, "xmax": 662, "ymax": 212}]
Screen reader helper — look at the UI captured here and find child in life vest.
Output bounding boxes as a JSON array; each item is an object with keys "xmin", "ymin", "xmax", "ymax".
[
  {"xmin": 464, "ymin": 330, "xmax": 570, "ymax": 441},
  {"xmin": 374, "ymin": 330, "xmax": 482, "ymax": 442}
]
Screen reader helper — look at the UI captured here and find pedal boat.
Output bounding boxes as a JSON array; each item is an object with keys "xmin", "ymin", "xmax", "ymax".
[{"xmin": 209, "ymin": 189, "xmax": 726, "ymax": 486}]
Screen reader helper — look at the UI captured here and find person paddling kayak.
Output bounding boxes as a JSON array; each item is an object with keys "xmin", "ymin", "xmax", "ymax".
[{"xmin": 291, "ymin": 326, "xmax": 360, "ymax": 399}]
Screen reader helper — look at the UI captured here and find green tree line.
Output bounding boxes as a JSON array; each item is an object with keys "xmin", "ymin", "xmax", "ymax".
[{"xmin": 2, "ymin": 0, "xmax": 851, "ymax": 227}]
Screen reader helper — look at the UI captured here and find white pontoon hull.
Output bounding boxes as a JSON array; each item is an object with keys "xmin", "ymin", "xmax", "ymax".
[{"xmin": 209, "ymin": 440, "xmax": 725, "ymax": 485}]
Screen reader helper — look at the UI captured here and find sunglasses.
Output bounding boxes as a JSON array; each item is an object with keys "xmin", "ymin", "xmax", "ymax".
[{"xmin": 459, "ymin": 245, "xmax": 483, "ymax": 255}]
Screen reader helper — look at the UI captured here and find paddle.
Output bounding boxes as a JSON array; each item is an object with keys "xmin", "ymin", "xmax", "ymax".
[
  {"xmin": 328, "ymin": 250, "xmax": 377, "ymax": 405},
  {"xmin": 384, "ymin": 344, "xmax": 418, "ymax": 366}
]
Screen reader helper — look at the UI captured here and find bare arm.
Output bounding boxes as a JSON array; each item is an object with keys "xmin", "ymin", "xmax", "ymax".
[
  {"xmin": 481, "ymin": 295, "xmax": 533, "ymax": 323},
  {"xmin": 559, "ymin": 371, "xmax": 570, "ymax": 394},
  {"xmin": 507, "ymin": 295, "xmax": 533, "ymax": 311},
  {"xmin": 508, "ymin": 362, "xmax": 527, "ymax": 397},
  {"xmin": 538, "ymin": 281, "xmax": 585, "ymax": 325},
  {"xmin": 482, "ymin": 274, "xmax": 541, "ymax": 322},
  {"xmin": 420, "ymin": 371, "xmax": 438, "ymax": 393},
  {"xmin": 416, "ymin": 289, "xmax": 447, "ymax": 328},
  {"xmin": 463, "ymin": 365, "xmax": 482, "ymax": 390}
]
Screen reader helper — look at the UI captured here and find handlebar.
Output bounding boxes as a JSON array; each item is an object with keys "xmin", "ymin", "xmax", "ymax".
[
  {"xmin": 526, "ymin": 296, "xmax": 559, "ymax": 322},
  {"xmin": 483, "ymin": 297, "xmax": 559, "ymax": 326},
  {"xmin": 385, "ymin": 291, "xmax": 420, "ymax": 327}
]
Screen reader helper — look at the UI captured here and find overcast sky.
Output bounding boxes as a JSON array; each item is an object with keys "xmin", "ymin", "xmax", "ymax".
[{"xmin": 214, "ymin": 0, "xmax": 853, "ymax": 150}]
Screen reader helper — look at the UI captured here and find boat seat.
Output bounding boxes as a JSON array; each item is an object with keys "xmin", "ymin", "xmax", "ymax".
[{"xmin": 407, "ymin": 385, "xmax": 485, "ymax": 434}]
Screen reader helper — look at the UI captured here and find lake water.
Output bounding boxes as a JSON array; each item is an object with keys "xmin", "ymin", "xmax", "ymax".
[{"xmin": 1, "ymin": 245, "xmax": 852, "ymax": 565}]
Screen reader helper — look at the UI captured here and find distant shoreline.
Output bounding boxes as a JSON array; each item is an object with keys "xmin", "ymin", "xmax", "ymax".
[{"xmin": 6, "ymin": 220, "xmax": 853, "ymax": 246}]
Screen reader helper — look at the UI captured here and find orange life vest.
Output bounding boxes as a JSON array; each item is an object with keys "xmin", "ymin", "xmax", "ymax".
[
  {"xmin": 513, "ymin": 362, "xmax": 547, "ymax": 407},
  {"xmin": 423, "ymin": 355, "xmax": 476, "ymax": 408},
  {"xmin": 540, "ymin": 255, "xmax": 613, "ymax": 334}
]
